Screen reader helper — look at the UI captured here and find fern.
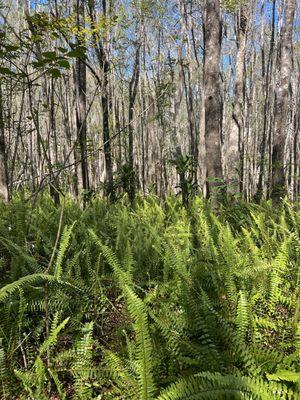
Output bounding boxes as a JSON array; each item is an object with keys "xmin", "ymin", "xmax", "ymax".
[
  {"xmin": 104, "ymin": 350, "xmax": 139, "ymax": 397},
  {"xmin": 0, "ymin": 195, "xmax": 299, "ymax": 399},
  {"xmin": 124, "ymin": 286, "xmax": 156, "ymax": 400},
  {"xmin": 53, "ymin": 222, "xmax": 76, "ymax": 280},
  {"xmin": 236, "ymin": 291, "xmax": 249, "ymax": 342},
  {"xmin": 0, "ymin": 273, "xmax": 59, "ymax": 302},
  {"xmin": 48, "ymin": 368, "xmax": 67, "ymax": 400},
  {"xmin": 0, "ymin": 338, "xmax": 8, "ymax": 399},
  {"xmin": 89, "ymin": 229, "xmax": 133, "ymax": 287},
  {"xmin": 157, "ymin": 372, "xmax": 291, "ymax": 399},
  {"xmin": 38, "ymin": 316, "xmax": 69, "ymax": 356},
  {"xmin": 268, "ymin": 240, "xmax": 289, "ymax": 312},
  {"xmin": 72, "ymin": 322, "xmax": 94, "ymax": 399}
]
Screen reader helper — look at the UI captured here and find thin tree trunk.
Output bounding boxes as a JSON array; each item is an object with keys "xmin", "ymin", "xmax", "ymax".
[
  {"xmin": 128, "ymin": 42, "xmax": 140, "ymax": 205},
  {"xmin": 49, "ymin": 78, "xmax": 60, "ymax": 205},
  {"xmin": 271, "ymin": 0, "xmax": 296, "ymax": 203},
  {"xmin": 0, "ymin": 83, "xmax": 8, "ymax": 203},
  {"xmin": 88, "ymin": 0, "xmax": 114, "ymax": 200},
  {"xmin": 23, "ymin": 0, "xmax": 60, "ymax": 203},
  {"xmin": 75, "ymin": 0, "xmax": 89, "ymax": 199}
]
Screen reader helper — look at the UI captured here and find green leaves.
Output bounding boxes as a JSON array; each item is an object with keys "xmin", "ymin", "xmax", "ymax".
[
  {"xmin": 236, "ymin": 291, "xmax": 249, "ymax": 342},
  {"xmin": 157, "ymin": 373, "xmax": 286, "ymax": 400},
  {"xmin": 48, "ymin": 68, "xmax": 61, "ymax": 78},
  {"xmin": 0, "ymin": 273, "xmax": 58, "ymax": 302},
  {"xmin": 267, "ymin": 370, "xmax": 300, "ymax": 383},
  {"xmin": 30, "ymin": 45, "xmax": 84, "ymax": 78},
  {"xmin": 32, "ymin": 59, "xmax": 49, "ymax": 68},
  {"xmin": 0, "ymin": 196, "xmax": 299, "ymax": 399},
  {"xmin": 0, "ymin": 67, "xmax": 16, "ymax": 76},
  {"xmin": 41, "ymin": 51, "xmax": 57, "ymax": 60},
  {"xmin": 54, "ymin": 222, "xmax": 76, "ymax": 280},
  {"xmin": 221, "ymin": 0, "xmax": 240, "ymax": 12},
  {"xmin": 66, "ymin": 47, "xmax": 86, "ymax": 58},
  {"xmin": 57, "ymin": 59, "xmax": 70, "ymax": 69},
  {"xmin": 32, "ymin": 53, "xmax": 70, "ymax": 75},
  {"xmin": 72, "ymin": 322, "xmax": 94, "ymax": 399},
  {"xmin": 39, "ymin": 317, "xmax": 70, "ymax": 356},
  {"xmin": 124, "ymin": 286, "xmax": 156, "ymax": 400},
  {"xmin": 3, "ymin": 44, "xmax": 19, "ymax": 52}
]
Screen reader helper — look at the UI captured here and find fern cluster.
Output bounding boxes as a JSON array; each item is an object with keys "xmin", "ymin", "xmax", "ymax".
[{"xmin": 0, "ymin": 193, "xmax": 299, "ymax": 398}]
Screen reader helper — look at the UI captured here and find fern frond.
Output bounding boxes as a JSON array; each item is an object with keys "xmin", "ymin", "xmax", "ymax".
[
  {"xmin": 124, "ymin": 286, "xmax": 156, "ymax": 400},
  {"xmin": 39, "ymin": 317, "xmax": 69, "ymax": 356},
  {"xmin": 157, "ymin": 372, "xmax": 290, "ymax": 400},
  {"xmin": 0, "ymin": 237, "xmax": 41, "ymax": 272},
  {"xmin": 0, "ymin": 338, "xmax": 9, "ymax": 398},
  {"xmin": 72, "ymin": 322, "xmax": 94, "ymax": 399},
  {"xmin": 54, "ymin": 222, "xmax": 76, "ymax": 280},
  {"xmin": 0, "ymin": 274, "xmax": 59, "ymax": 302},
  {"xmin": 48, "ymin": 368, "xmax": 67, "ymax": 400},
  {"xmin": 269, "ymin": 240, "xmax": 289, "ymax": 312},
  {"xmin": 236, "ymin": 291, "xmax": 249, "ymax": 342},
  {"xmin": 104, "ymin": 350, "xmax": 139, "ymax": 396},
  {"xmin": 89, "ymin": 229, "xmax": 132, "ymax": 287},
  {"xmin": 14, "ymin": 369, "xmax": 35, "ymax": 398}
]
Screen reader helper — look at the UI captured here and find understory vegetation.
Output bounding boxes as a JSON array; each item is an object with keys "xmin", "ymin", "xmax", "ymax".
[{"xmin": 0, "ymin": 194, "xmax": 299, "ymax": 399}]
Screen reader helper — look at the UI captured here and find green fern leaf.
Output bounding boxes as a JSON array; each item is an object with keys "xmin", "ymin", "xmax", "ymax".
[
  {"xmin": 124, "ymin": 286, "xmax": 156, "ymax": 400},
  {"xmin": 54, "ymin": 222, "xmax": 76, "ymax": 280}
]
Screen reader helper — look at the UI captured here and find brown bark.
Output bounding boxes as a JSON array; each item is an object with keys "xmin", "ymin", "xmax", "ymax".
[{"xmin": 203, "ymin": 0, "xmax": 224, "ymax": 204}]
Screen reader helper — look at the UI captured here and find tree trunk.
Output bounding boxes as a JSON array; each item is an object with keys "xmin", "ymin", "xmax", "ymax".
[
  {"xmin": 203, "ymin": 0, "xmax": 224, "ymax": 204},
  {"xmin": 75, "ymin": 0, "xmax": 89, "ymax": 198},
  {"xmin": 88, "ymin": 0, "xmax": 114, "ymax": 200},
  {"xmin": 23, "ymin": 0, "xmax": 60, "ymax": 203},
  {"xmin": 128, "ymin": 43, "xmax": 140, "ymax": 205},
  {"xmin": 0, "ymin": 83, "xmax": 8, "ymax": 203},
  {"xmin": 227, "ymin": 2, "xmax": 248, "ymax": 197},
  {"xmin": 255, "ymin": 0, "xmax": 276, "ymax": 201},
  {"xmin": 271, "ymin": 0, "xmax": 296, "ymax": 203}
]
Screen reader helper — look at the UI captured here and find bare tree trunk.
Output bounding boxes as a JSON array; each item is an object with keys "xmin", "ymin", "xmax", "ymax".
[
  {"xmin": 271, "ymin": 0, "xmax": 296, "ymax": 203},
  {"xmin": 48, "ymin": 78, "xmax": 60, "ymax": 205},
  {"xmin": 227, "ymin": 2, "xmax": 249, "ymax": 196},
  {"xmin": 0, "ymin": 83, "xmax": 8, "ymax": 203},
  {"xmin": 74, "ymin": 0, "xmax": 89, "ymax": 199},
  {"xmin": 22, "ymin": 0, "xmax": 61, "ymax": 203},
  {"xmin": 179, "ymin": 0, "xmax": 197, "ymax": 183},
  {"xmin": 88, "ymin": 0, "xmax": 114, "ymax": 200},
  {"xmin": 128, "ymin": 42, "xmax": 140, "ymax": 205},
  {"xmin": 203, "ymin": 0, "xmax": 224, "ymax": 204},
  {"xmin": 255, "ymin": 0, "xmax": 275, "ymax": 201}
]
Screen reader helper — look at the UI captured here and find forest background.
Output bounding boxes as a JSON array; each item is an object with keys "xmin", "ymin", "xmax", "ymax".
[{"xmin": 0, "ymin": 0, "xmax": 298, "ymax": 205}]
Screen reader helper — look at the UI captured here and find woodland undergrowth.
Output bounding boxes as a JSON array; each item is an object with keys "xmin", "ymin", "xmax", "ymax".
[{"xmin": 0, "ymin": 193, "xmax": 299, "ymax": 399}]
